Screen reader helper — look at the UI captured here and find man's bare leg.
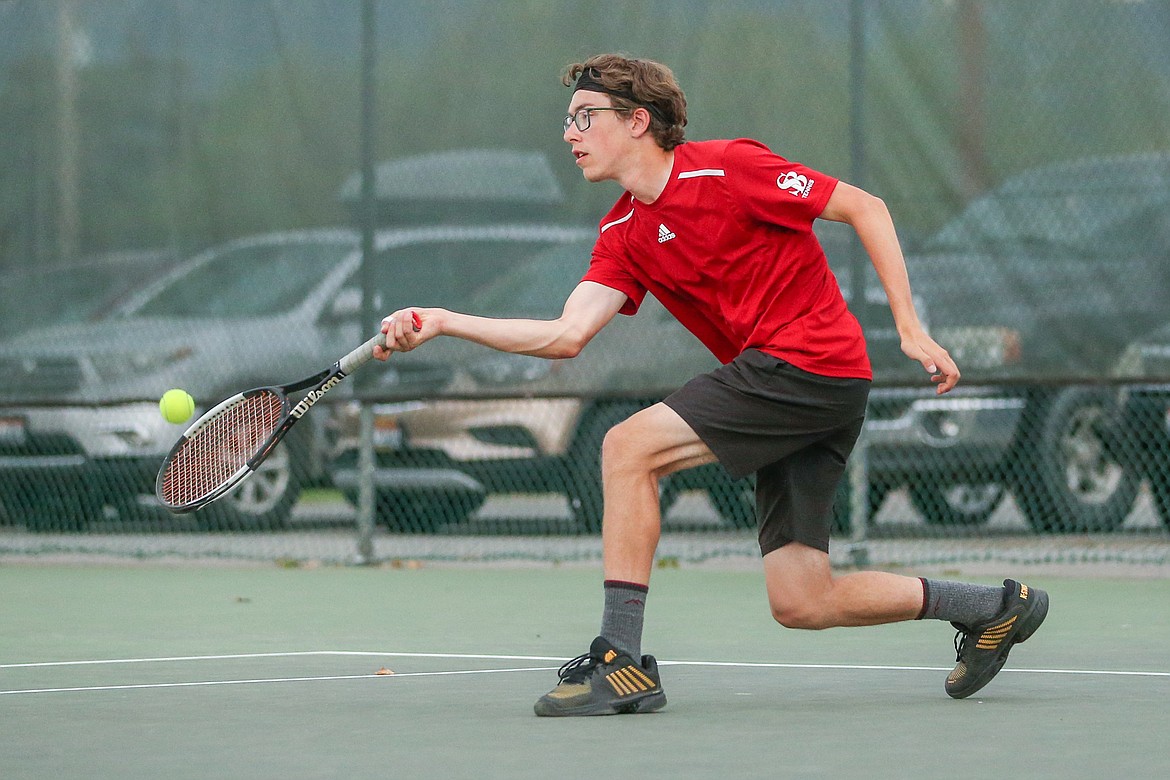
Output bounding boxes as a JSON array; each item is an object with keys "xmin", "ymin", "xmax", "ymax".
[
  {"xmin": 762, "ymin": 541, "xmax": 922, "ymax": 629},
  {"xmin": 598, "ymin": 403, "xmax": 717, "ymax": 585}
]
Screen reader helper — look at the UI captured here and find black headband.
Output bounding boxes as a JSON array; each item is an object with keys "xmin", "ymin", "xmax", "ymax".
[{"xmin": 573, "ymin": 67, "xmax": 669, "ymax": 125}]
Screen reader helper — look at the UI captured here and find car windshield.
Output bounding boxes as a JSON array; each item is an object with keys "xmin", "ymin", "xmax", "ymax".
[{"xmin": 131, "ymin": 239, "xmax": 355, "ymax": 318}]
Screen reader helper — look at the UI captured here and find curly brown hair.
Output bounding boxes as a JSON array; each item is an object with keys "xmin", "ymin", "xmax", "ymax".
[{"xmin": 562, "ymin": 54, "xmax": 687, "ymax": 150}]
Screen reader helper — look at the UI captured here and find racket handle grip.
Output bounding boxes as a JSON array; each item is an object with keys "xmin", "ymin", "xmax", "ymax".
[{"xmin": 339, "ymin": 311, "xmax": 421, "ymax": 375}]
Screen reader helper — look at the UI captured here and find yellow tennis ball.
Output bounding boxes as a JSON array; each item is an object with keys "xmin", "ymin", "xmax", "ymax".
[{"xmin": 159, "ymin": 388, "xmax": 195, "ymax": 424}]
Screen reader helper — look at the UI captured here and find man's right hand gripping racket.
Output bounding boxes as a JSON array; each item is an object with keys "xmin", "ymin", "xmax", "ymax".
[{"xmin": 156, "ymin": 312, "xmax": 419, "ymax": 514}]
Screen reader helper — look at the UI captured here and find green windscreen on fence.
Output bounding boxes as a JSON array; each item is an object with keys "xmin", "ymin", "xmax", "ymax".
[{"xmin": 1, "ymin": 0, "xmax": 1169, "ymax": 568}]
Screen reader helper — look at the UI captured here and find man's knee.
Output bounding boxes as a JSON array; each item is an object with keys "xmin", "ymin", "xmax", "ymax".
[
  {"xmin": 601, "ymin": 418, "xmax": 651, "ymax": 473},
  {"xmin": 763, "ymin": 543, "xmax": 835, "ymax": 629},
  {"xmin": 769, "ymin": 598, "xmax": 829, "ymax": 630},
  {"xmin": 600, "ymin": 405, "xmax": 715, "ymax": 483}
]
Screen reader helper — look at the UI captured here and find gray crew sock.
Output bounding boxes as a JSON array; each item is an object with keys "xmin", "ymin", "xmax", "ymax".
[
  {"xmin": 917, "ymin": 578, "xmax": 1006, "ymax": 628},
  {"xmin": 600, "ymin": 580, "xmax": 648, "ymax": 659}
]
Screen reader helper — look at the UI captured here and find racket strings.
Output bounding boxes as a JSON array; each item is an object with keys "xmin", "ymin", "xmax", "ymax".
[{"xmin": 159, "ymin": 391, "xmax": 285, "ymax": 507}]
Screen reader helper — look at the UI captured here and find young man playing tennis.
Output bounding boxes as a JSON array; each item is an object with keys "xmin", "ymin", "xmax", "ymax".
[{"xmin": 376, "ymin": 54, "xmax": 1048, "ymax": 716}]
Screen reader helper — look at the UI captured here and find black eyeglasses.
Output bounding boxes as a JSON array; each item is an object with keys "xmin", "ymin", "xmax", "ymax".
[{"xmin": 563, "ymin": 107, "xmax": 624, "ymax": 133}]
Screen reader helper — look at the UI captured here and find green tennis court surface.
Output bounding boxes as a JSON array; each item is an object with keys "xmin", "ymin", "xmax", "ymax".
[{"xmin": 2, "ymin": 564, "xmax": 1167, "ymax": 779}]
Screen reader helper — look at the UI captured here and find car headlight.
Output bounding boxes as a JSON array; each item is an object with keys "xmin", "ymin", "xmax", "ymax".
[
  {"xmin": 92, "ymin": 345, "xmax": 195, "ymax": 382},
  {"xmin": 466, "ymin": 354, "xmax": 550, "ymax": 386}
]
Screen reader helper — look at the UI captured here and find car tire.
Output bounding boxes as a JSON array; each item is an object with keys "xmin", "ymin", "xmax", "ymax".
[
  {"xmin": 1013, "ymin": 388, "xmax": 1139, "ymax": 533},
  {"xmin": 909, "ymin": 482, "xmax": 1003, "ymax": 526}
]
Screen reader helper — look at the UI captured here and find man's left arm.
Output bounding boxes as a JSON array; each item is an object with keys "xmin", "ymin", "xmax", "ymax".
[{"xmin": 820, "ymin": 181, "xmax": 960, "ymax": 394}]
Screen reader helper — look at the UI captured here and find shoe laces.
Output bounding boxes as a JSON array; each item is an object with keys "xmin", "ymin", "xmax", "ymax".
[
  {"xmin": 953, "ymin": 628, "xmax": 970, "ymax": 662},
  {"xmin": 557, "ymin": 652, "xmax": 601, "ymax": 684}
]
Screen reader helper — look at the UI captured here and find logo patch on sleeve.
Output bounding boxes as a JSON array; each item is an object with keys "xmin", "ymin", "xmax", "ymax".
[{"xmin": 777, "ymin": 171, "xmax": 814, "ymax": 198}]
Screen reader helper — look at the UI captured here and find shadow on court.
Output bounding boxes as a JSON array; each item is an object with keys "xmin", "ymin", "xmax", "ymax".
[{"xmin": 2, "ymin": 564, "xmax": 1167, "ymax": 779}]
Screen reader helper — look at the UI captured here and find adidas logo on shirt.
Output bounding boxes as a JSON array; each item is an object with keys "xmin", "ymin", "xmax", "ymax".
[{"xmin": 658, "ymin": 223, "xmax": 676, "ymax": 243}]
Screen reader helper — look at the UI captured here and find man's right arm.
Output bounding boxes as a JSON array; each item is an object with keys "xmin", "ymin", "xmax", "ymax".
[{"xmin": 374, "ymin": 281, "xmax": 628, "ymax": 361}]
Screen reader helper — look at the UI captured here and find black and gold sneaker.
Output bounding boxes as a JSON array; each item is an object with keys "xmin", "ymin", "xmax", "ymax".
[
  {"xmin": 534, "ymin": 636, "xmax": 666, "ymax": 717},
  {"xmin": 946, "ymin": 579, "xmax": 1049, "ymax": 699}
]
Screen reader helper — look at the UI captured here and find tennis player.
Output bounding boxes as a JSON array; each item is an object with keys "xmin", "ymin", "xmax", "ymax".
[{"xmin": 376, "ymin": 53, "xmax": 1048, "ymax": 716}]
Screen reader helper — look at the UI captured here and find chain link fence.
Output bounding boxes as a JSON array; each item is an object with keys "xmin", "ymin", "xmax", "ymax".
[{"xmin": 1, "ymin": 0, "xmax": 1169, "ymax": 567}]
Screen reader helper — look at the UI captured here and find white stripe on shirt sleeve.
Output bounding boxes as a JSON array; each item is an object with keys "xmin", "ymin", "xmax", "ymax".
[{"xmin": 600, "ymin": 208, "xmax": 636, "ymax": 233}]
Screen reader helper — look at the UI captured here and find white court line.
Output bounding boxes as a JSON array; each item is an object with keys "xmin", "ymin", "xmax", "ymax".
[
  {"xmin": 0, "ymin": 666, "xmax": 559, "ymax": 696},
  {"xmin": 0, "ymin": 651, "xmax": 564, "ymax": 669},
  {"xmin": 4, "ymin": 651, "xmax": 1169, "ymax": 677},
  {"xmin": 660, "ymin": 660, "xmax": 1170, "ymax": 678},
  {"xmin": 1, "ymin": 651, "xmax": 1167, "ymax": 696}
]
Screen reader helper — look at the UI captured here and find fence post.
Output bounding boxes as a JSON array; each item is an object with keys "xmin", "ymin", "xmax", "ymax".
[
  {"xmin": 353, "ymin": 403, "xmax": 377, "ymax": 564},
  {"xmin": 354, "ymin": 0, "xmax": 379, "ymax": 566}
]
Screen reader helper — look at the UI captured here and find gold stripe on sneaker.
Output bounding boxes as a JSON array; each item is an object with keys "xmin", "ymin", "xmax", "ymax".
[
  {"xmin": 608, "ymin": 667, "xmax": 649, "ymax": 696},
  {"xmin": 626, "ymin": 667, "xmax": 652, "ymax": 691},
  {"xmin": 616, "ymin": 668, "xmax": 645, "ymax": 692},
  {"xmin": 625, "ymin": 665, "xmax": 657, "ymax": 689},
  {"xmin": 975, "ymin": 616, "xmax": 1017, "ymax": 650},
  {"xmin": 607, "ymin": 671, "xmax": 633, "ymax": 695}
]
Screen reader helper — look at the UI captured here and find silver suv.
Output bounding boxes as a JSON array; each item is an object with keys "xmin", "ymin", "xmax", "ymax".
[{"xmin": 0, "ymin": 230, "xmax": 361, "ymax": 529}]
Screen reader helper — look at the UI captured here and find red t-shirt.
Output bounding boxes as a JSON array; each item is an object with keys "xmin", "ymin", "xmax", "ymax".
[{"xmin": 584, "ymin": 138, "xmax": 871, "ymax": 380}]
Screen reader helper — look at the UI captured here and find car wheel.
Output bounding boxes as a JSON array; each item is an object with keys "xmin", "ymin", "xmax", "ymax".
[
  {"xmin": 1014, "ymin": 388, "xmax": 1139, "ymax": 533},
  {"xmin": 909, "ymin": 482, "xmax": 1003, "ymax": 526},
  {"xmin": 196, "ymin": 441, "xmax": 302, "ymax": 531}
]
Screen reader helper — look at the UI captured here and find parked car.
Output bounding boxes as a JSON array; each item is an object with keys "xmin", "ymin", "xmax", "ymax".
[
  {"xmin": 899, "ymin": 151, "xmax": 1170, "ymax": 532},
  {"xmin": 0, "ymin": 230, "xmax": 361, "ymax": 529}
]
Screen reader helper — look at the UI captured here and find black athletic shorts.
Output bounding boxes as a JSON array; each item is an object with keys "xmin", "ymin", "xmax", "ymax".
[{"xmin": 663, "ymin": 349, "xmax": 870, "ymax": 556}]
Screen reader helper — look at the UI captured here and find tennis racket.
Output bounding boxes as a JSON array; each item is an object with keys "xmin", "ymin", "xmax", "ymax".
[{"xmin": 156, "ymin": 311, "xmax": 419, "ymax": 513}]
